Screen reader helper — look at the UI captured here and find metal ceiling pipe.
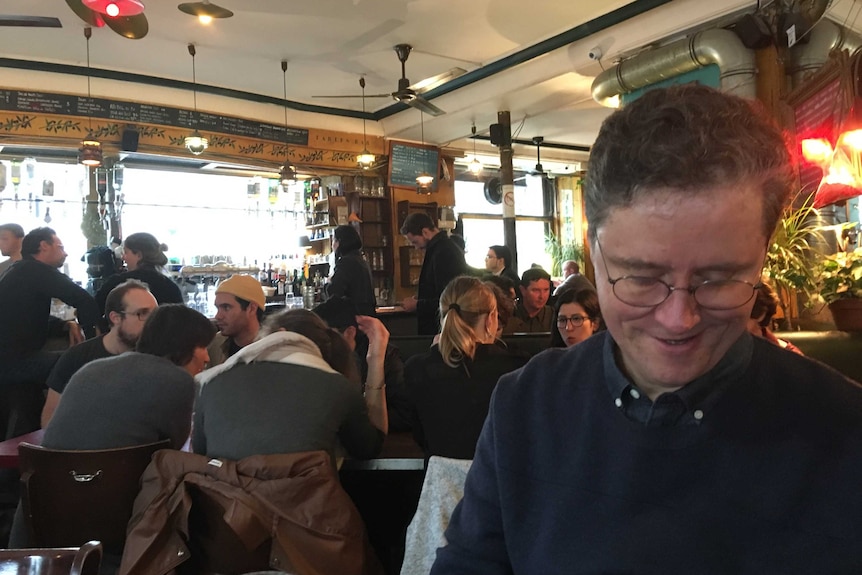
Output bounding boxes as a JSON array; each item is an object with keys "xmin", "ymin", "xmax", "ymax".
[
  {"xmin": 591, "ymin": 28, "xmax": 755, "ymax": 105},
  {"xmin": 788, "ymin": 19, "xmax": 862, "ymax": 88}
]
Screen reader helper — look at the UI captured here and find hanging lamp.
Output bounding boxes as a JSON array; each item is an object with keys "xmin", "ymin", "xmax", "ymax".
[
  {"xmin": 279, "ymin": 60, "xmax": 297, "ymax": 186},
  {"xmin": 415, "ymin": 111, "xmax": 433, "ymax": 192},
  {"xmin": 78, "ymin": 27, "xmax": 102, "ymax": 168},
  {"xmin": 468, "ymin": 123, "xmax": 482, "ymax": 176},
  {"xmin": 356, "ymin": 77, "xmax": 376, "ymax": 170},
  {"xmin": 83, "ymin": 0, "xmax": 145, "ymax": 17},
  {"xmin": 184, "ymin": 44, "xmax": 208, "ymax": 155}
]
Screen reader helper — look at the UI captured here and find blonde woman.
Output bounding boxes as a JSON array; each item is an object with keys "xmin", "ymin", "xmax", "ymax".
[{"xmin": 404, "ymin": 276, "xmax": 528, "ymax": 459}]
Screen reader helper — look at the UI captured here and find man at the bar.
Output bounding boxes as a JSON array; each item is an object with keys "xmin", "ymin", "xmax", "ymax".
[{"xmin": 432, "ymin": 85, "xmax": 862, "ymax": 573}]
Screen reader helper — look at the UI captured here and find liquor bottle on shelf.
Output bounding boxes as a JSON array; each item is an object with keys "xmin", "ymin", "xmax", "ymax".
[{"xmin": 276, "ymin": 270, "xmax": 286, "ymax": 296}]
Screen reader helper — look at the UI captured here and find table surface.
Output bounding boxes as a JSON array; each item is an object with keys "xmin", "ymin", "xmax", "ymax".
[
  {"xmin": 0, "ymin": 429, "xmax": 422, "ymax": 470},
  {"xmin": 0, "ymin": 429, "xmax": 44, "ymax": 468}
]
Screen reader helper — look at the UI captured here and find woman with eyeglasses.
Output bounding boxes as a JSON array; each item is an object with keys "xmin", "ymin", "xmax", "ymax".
[
  {"xmin": 550, "ymin": 288, "xmax": 602, "ymax": 348},
  {"xmin": 404, "ymin": 276, "xmax": 528, "ymax": 459}
]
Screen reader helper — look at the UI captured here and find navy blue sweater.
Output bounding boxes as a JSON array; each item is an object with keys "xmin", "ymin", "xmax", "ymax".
[{"xmin": 432, "ymin": 332, "xmax": 862, "ymax": 574}]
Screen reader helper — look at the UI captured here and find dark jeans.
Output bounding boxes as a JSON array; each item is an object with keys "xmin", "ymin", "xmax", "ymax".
[{"xmin": 0, "ymin": 352, "xmax": 60, "ymax": 439}]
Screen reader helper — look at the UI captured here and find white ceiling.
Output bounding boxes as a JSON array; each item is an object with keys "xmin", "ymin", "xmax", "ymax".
[{"xmin": 0, "ymin": 0, "xmax": 770, "ymax": 172}]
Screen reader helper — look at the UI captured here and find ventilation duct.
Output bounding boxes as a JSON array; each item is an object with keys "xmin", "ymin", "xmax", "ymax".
[
  {"xmin": 591, "ymin": 28, "xmax": 756, "ymax": 105},
  {"xmin": 788, "ymin": 19, "xmax": 862, "ymax": 88}
]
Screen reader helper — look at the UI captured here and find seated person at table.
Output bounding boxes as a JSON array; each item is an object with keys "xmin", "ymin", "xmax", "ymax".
[
  {"xmin": 313, "ymin": 296, "xmax": 412, "ymax": 432},
  {"xmin": 42, "ymin": 304, "xmax": 215, "ymax": 451},
  {"xmin": 207, "ymin": 274, "xmax": 265, "ymax": 366},
  {"xmin": 95, "ymin": 232, "xmax": 183, "ymax": 316},
  {"xmin": 193, "ymin": 309, "xmax": 388, "ymax": 465},
  {"xmin": 41, "ymin": 279, "xmax": 158, "ymax": 427},
  {"xmin": 483, "ymin": 279, "xmax": 516, "ymax": 339},
  {"xmin": 747, "ymin": 281, "xmax": 802, "ymax": 355},
  {"xmin": 502, "ymin": 268, "xmax": 553, "ymax": 334},
  {"xmin": 405, "ymin": 276, "xmax": 528, "ymax": 460},
  {"xmin": 550, "ymin": 288, "xmax": 602, "ymax": 348}
]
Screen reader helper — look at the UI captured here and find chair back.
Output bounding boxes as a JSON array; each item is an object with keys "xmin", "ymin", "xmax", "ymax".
[
  {"xmin": 18, "ymin": 440, "xmax": 170, "ymax": 554},
  {"xmin": 0, "ymin": 540, "xmax": 102, "ymax": 575}
]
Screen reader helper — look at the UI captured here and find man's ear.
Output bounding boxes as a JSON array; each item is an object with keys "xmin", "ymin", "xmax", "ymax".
[
  {"xmin": 247, "ymin": 302, "xmax": 259, "ymax": 316},
  {"xmin": 107, "ymin": 310, "xmax": 122, "ymax": 327}
]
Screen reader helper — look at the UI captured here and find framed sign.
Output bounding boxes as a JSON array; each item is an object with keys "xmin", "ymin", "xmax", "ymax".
[{"xmin": 388, "ymin": 141, "xmax": 439, "ymax": 191}]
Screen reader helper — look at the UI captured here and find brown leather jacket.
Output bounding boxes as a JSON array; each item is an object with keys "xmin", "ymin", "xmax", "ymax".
[{"xmin": 119, "ymin": 449, "xmax": 382, "ymax": 575}]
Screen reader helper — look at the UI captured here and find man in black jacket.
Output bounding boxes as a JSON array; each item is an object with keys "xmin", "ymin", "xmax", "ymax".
[
  {"xmin": 399, "ymin": 213, "xmax": 466, "ymax": 335},
  {"xmin": 0, "ymin": 227, "xmax": 99, "ymax": 436}
]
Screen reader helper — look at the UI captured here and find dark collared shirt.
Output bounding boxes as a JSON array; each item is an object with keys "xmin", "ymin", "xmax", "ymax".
[
  {"xmin": 503, "ymin": 303, "xmax": 553, "ymax": 334},
  {"xmin": 603, "ymin": 332, "xmax": 753, "ymax": 427}
]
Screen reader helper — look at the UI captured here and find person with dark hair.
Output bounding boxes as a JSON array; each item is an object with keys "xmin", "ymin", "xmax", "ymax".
[
  {"xmin": 502, "ymin": 268, "xmax": 553, "ymax": 334},
  {"xmin": 549, "ymin": 288, "xmax": 601, "ymax": 348},
  {"xmin": 433, "ymin": 86, "xmax": 862, "ymax": 573},
  {"xmin": 313, "ymin": 296, "xmax": 412, "ymax": 432},
  {"xmin": 405, "ymin": 276, "xmax": 527, "ymax": 459},
  {"xmin": 95, "ymin": 232, "xmax": 183, "ymax": 316},
  {"xmin": 747, "ymin": 281, "xmax": 802, "ymax": 355},
  {"xmin": 41, "ymin": 279, "xmax": 158, "ymax": 427},
  {"xmin": 0, "ymin": 227, "xmax": 98, "ymax": 414},
  {"xmin": 399, "ymin": 212, "xmax": 467, "ymax": 335},
  {"xmin": 193, "ymin": 309, "xmax": 388, "ymax": 465},
  {"xmin": 207, "ymin": 274, "xmax": 266, "ymax": 366},
  {"xmin": 39, "ymin": 303, "xmax": 214, "ymax": 452},
  {"xmin": 324, "ymin": 224, "xmax": 376, "ymax": 317},
  {"xmin": 484, "ymin": 245, "xmax": 519, "ymax": 285},
  {"xmin": 0, "ymin": 222, "xmax": 24, "ymax": 280}
]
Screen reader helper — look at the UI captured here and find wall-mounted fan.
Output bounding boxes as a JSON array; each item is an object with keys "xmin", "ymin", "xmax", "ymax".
[
  {"xmin": 313, "ymin": 44, "xmax": 466, "ymax": 117},
  {"xmin": 484, "ymin": 176, "xmax": 503, "ymax": 205}
]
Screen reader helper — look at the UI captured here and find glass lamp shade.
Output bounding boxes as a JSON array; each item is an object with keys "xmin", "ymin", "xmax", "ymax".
[
  {"xmin": 468, "ymin": 157, "xmax": 483, "ymax": 175},
  {"xmin": 82, "ymin": 0, "xmax": 145, "ymax": 16},
  {"xmin": 357, "ymin": 150, "xmax": 376, "ymax": 170},
  {"xmin": 279, "ymin": 162, "xmax": 297, "ymax": 186},
  {"xmin": 78, "ymin": 139, "xmax": 103, "ymax": 167},
  {"xmin": 416, "ymin": 172, "xmax": 434, "ymax": 186},
  {"xmin": 184, "ymin": 131, "xmax": 209, "ymax": 155}
]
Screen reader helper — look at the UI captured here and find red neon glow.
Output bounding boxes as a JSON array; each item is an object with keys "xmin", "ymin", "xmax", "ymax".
[{"xmin": 800, "ymin": 138, "xmax": 833, "ymax": 166}]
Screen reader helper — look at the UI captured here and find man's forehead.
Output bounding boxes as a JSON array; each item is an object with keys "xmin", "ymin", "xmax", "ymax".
[{"xmin": 528, "ymin": 279, "xmax": 550, "ymax": 289}]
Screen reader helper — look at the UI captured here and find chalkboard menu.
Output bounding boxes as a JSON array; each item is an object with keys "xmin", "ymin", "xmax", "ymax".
[
  {"xmin": 388, "ymin": 141, "xmax": 439, "ymax": 190},
  {"xmin": 0, "ymin": 89, "xmax": 309, "ymax": 145}
]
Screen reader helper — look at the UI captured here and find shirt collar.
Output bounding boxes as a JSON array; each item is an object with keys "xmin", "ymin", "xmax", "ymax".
[{"xmin": 603, "ymin": 331, "xmax": 753, "ymax": 426}]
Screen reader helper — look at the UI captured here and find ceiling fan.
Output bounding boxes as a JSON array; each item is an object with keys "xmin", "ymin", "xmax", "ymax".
[
  {"xmin": 313, "ymin": 44, "xmax": 466, "ymax": 117},
  {"xmin": 65, "ymin": 0, "xmax": 149, "ymax": 39},
  {"xmin": 515, "ymin": 136, "xmax": 549, "ymax": 181}
]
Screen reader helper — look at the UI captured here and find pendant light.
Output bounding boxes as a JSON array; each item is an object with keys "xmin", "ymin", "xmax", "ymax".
[
  {"xmin": 415, "ymin": 111, "xmax": 433, "ymax": 192},
  {"xmin": 279, "ymin": 60, "xmax": 297, "ymax": 186},
  {"xmin": 356, "ymin": 77, "xmax": 376, "ymax": 170},
  {"xmin": 78, "ymin": 27, "xmax": 102, "ymax": 168},
  {"xmin": 83, "ymin": 0, "xmax": 145, "ymax": 17},
  {"xmin": 184, "ymin": 43, "xmax": 208, "ymax": 155},
  {"xmin": 468, "ymin": 123, "xmax": 483, "ymax": 176}
]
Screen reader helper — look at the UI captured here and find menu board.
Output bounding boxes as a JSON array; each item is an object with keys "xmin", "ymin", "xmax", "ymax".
[
  {"xmin": 0, "ymin": 89, "xmax": 309, "ymax": 145},
  {"xmin": 388, "ymin": 141, "xmax": 439, "ymax": 190}
]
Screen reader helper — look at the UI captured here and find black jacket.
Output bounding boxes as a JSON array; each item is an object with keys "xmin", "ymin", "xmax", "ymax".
[
  {"xmin": 326, "ymin": 250, "xmax": 376, "ymax": 317},
  {"xmin": 415, "ymin": 233, "xmax": 466, "ymax": 335}
]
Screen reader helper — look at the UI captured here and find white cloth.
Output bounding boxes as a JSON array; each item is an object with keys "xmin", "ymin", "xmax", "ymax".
[{"xmin": 401, "ymin": 456, "xmax": 473, "ymax": 575}]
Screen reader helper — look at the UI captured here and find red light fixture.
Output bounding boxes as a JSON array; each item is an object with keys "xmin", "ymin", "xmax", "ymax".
[{"xmin": 82, "ymin": 0, "xmax": 145, "ymax": 17}]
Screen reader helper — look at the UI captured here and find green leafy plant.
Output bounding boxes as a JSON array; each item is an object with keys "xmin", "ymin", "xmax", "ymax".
[
  {"xmin": 763, "ymin": 195, "xmax": 827, "ymax": 327},
  {"xmin": 545, "ymin": 231, "xmax": 585, "ymax": 277},
  {"xmin": 817, "ymin": 248, "xmax": 862, "ymax": 304}
]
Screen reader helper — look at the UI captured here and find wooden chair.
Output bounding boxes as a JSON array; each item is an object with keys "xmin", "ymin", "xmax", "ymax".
[
  {"xmin": 0, "ymin": 540, "xmax": 102, "ymax": 575},
  {"xmin": 18, "ymin": 440, "xmax": 170, "ymax": 555}
]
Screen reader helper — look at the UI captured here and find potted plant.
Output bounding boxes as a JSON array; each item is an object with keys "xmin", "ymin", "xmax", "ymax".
[
  {"xmin": 544, "ymin": 231, "xmax": 585, "ymax": 277},
  {"xmin": 816, "ymin": 247, "xmax": 862, "ymax": 331}
]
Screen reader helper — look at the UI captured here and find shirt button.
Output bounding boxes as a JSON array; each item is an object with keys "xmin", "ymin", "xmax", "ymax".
[
  {"xmin": 614, "ymin": 398, "xmax": 623, "ymax": 408},
  {"xmin": 693, "ymin": 409, "xmax": 704, "ymax": 420},
  {"xmin": 630, "ymin": 389, "xmax": 640, "ymax": 399}
]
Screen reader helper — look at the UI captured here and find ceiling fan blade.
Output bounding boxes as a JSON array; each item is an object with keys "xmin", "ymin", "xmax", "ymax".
[
  {"xmin": 410, "ymin": 67, "xmax": 467, "ymax": 94},
  {"xmin": 0, "ymin": 16, "xmax": 62, "ymax": 27},
  {"xmin": 104, "ymin": 12, "xmax": 148, "ymax": 39},
  {"xmin": 338, "ymin": 18, "xmax": 403, "ymax": 53},
  {"xmin": 406, "ymin": 96, "xmax": 445, "ymax": 117},
  {"xmin": 65, "ymin": 0, "xmax": 106, "ymax": 27},
  {"xmin": 311, "ymin": 93, "xmax": 391, "ymax": 99}
]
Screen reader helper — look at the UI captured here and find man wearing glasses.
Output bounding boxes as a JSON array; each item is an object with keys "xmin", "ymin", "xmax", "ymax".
[
  {"xmin": 41, "ymin": 279, "xmax": 157, "ymax": 427},
  {"xmin": 433, "ymin": 85, "xmax": 862, "ymax": 573}
]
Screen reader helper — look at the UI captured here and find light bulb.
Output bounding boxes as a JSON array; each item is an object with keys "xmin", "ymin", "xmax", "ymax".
[
  {"xmin": 357, "ymin": 151, "xmax": 376, "ymax": 170},
  {"xmin": 184, "ymin": 132, "xmax": 208, "ymax": 155},
  {"xmin": 468, "ymin": 157, "xmax": 483, "ymax": 175},
  {"xmin": 416, "ymin": 172, "xmax": 433, "ymax": 186},
  {"xmin": 198, "ymin": 14, "xmax": 213, "ymax": 24},
  {"xmin": 106, "ymin": 2, "xmax": 120, "ymax": 17}
]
